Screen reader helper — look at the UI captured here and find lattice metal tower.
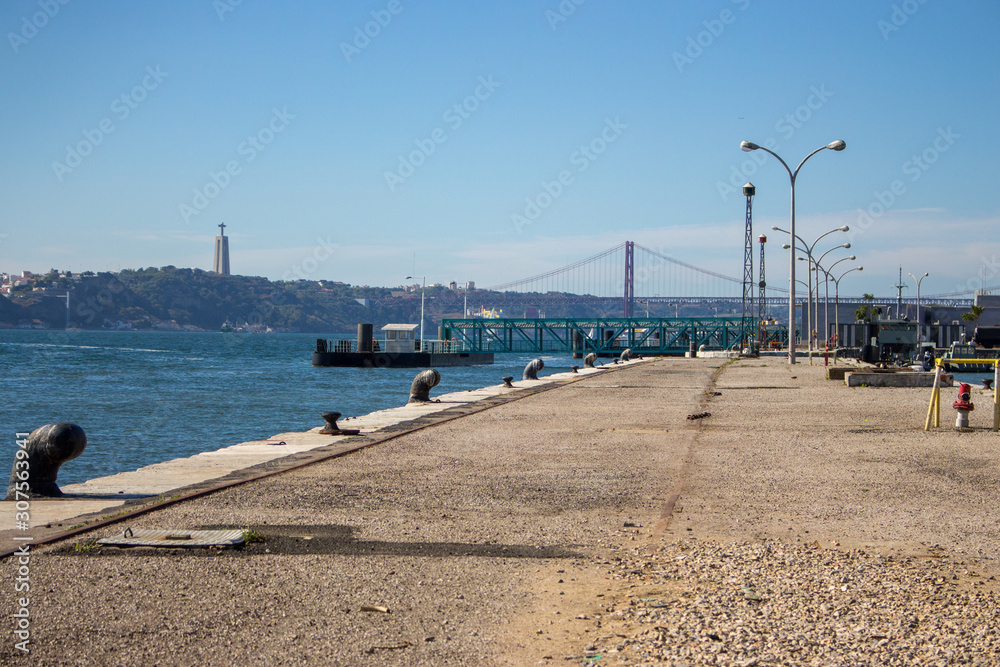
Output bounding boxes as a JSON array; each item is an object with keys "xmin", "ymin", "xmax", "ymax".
[
  {"xmin": 758, "ymin": 234, "xmax": 767, "ymax": 344},
  {"xmin": 624, "ymin": 240, "xmax": 634, "ymax": 317},
  {"xmin": 741, "ymin": 183, "xmax": 755, "ymax": 344}
]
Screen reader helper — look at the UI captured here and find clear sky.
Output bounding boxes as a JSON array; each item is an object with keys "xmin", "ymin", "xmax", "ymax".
[{"xmin": 1, "ymin": 0, "xmax": 997, "ymax": 299}]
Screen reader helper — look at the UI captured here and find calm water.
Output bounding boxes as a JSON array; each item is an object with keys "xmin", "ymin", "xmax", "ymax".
[
  {"xmin": 3, "ymin": 331, "xmax": 992, "ymax": 487},
  {"xmin": 1, "ymin": 330, "xmax": 580, "ymax": 486}
]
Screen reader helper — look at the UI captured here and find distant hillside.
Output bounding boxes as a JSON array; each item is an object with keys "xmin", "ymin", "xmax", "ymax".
[{"xmin": 0, "ymin": 267, "xmax": 629, "ymax": 333}]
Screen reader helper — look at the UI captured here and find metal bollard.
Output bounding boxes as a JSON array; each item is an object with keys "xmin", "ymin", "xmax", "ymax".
[
  {"xmin": 320, "ymin": 412, "xmax": 360, "ymax": 436},
  {"xmin": 502, "ymin": 376, "xmax": 514, "ymax": 388},
  {"xmin": 5, "ymin": 423, "xmax": 86, "ymax": 499},
  {"xmin": 523, "ymin": 358, "xmax": 545, "ymax": 380},
  {"xmin": 408, "ymin": 369, "xmax": 441, "ymax": 403}
]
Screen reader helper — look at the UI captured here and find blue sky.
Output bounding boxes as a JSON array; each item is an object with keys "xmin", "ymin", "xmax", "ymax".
[{"xmin": 1, "ymin": 0, "xmax": 997, "ymax": 299}]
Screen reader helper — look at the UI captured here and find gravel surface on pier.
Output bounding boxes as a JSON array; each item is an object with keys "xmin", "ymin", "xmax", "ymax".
[
  {"xmin": 588, "ymin": 539, "xmax": 1000, "ymax": 666},
  {"xmin": 4, "ymin": 356, "xmax": 1000, "ymax": 665},
  {"xmin": 1, "ymin": 359, "xmax": 712, "ymax": 665}
]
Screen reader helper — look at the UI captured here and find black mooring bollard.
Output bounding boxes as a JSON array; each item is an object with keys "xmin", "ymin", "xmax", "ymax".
[
  {"xmin": 5, "ymin": 423, "xmax": 87, "ymax": 499},
  {"xmin": 408, "ymin": 369, "xmax": 441, "ymax": 403},
  {"xmin": 522, "ymin": 358, "xmax": 544, "ymax": 380},
  {"xmin": 322, "ymin": 411, "xmax": 342, "ymax": 430},
  {"xmin": 502, "ymin": 376, "xmax": 514, "ymax": 388},
  {"xmin": 320, "ymin": 412, "xmax": 361, "ymax": 436}
]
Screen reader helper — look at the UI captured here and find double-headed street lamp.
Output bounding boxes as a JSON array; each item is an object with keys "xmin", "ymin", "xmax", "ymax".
[
  {"xmin": 742, "ymin": 139, "xmax": 847, "ymax": 364},
  {"xmin": 908, "ymin": 271, "xmax": 930, "ymax": 341},
  {"xmin": 814, "ymin": 244, "xmax": 852, "ymax": 344},
  {"xmin": 801, "ymin": 242, "xmax": 852, "ymax": 347},
  {"xmin": 405, "ymin": 275, "xmax": 425, "ymax": 352},
  {"xmin": 821, "ymin": 254, "xmax": 857, "ymax": 345},
  {"xmin": 777, "ymin": 225, "xmax": 850, "ymax": 361},
  {"xmin": 833, "ymin": 266, "xmax": 864, "ymax": 343}
]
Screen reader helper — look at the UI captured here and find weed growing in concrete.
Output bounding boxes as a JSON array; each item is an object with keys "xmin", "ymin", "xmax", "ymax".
[
  {"xmin": 241, "ymin": 528, "xmax": 266, "ymax": 544},
  {"xmin": 74, "ymin": 538, "xmax": 99, "ymax": 553}
]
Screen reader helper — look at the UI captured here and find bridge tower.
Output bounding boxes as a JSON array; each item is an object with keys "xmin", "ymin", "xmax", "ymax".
[
  {"xmin": 741, "ymin": 183, "xmax": 755, "ymax": 345},
  {"xmin": 624, "ymin": 240, "xmax": 634, "ymax": 317}
]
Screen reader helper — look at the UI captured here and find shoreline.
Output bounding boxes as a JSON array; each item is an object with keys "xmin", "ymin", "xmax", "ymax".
[
  {"xmin": 0, "ymin": 359, "xmax": 639, "ymax": 555},
  {"xmin": 1, "ymin": 328, "xmax": 587, "ymax": 488}
]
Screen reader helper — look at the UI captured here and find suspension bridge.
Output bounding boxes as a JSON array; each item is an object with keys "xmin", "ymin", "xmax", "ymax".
[
  {"xmin": 481, "ymin": 241, "xmax": 975, "ymax": 315},
  {"xmin": 440, "ymin": 241, "xmax": 983, "ymax": 355}
]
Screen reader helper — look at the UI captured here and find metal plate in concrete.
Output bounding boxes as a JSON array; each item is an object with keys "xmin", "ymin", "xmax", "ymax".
[{"xmin": 98, "ymin": 528, "xmax": 245, "ymax": 548}]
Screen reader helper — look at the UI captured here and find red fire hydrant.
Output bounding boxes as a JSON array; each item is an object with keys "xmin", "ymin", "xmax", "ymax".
[{"xmin": 953, "ymin": 383, "xmax": 975, "ymax": 428}]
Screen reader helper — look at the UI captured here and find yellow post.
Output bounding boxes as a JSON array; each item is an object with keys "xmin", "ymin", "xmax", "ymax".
[
  {"xmin": 994, "ymin": 361, "xmax": 999, "ymax": 431},
  {"xmin": 925, "ymin": 365, "xmax": 941, "ymax": 431},
  {"xmin": 935, "ymin": 366, "xmax": 941, "ymax": 427}
]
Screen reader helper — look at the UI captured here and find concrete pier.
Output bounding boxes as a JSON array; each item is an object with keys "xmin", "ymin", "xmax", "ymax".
[
  {"xmin": 2, "ymin": 357, "xmax": 999, "ymax": 665},
  {"xmin": 0, "ymin": 363, "xmax": 618, "ymax": 534}
]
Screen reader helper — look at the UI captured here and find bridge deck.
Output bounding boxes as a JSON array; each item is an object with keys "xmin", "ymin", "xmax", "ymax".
[{"xmin": 442, "ymin": 317, "xmax": 790, "ymax": 354}]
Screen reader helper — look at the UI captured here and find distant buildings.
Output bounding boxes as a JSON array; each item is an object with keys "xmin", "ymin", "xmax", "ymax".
[
  {"xmin": 398, "ymin": 281, "xmax": 477, "ymax": 293},
  {"xmin": 1, "ymin": 270, "xmax": 79, "ymax": 296}
]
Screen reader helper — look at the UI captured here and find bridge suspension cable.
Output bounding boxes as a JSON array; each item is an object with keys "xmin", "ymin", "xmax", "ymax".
[
  {"xmin": 485, "ymin": 241, "xmax": 755, "ymax": 300},
  {"xmin": 484, "ymin": 243, "xmax": 626, "ymax": 293}
]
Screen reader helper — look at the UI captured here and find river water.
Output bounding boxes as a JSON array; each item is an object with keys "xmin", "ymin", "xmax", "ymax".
[
  {"xmin": 2, "ymin": 330, "xmax": 993, "ymax": 488},
  {"xmin": 1, "ymin": 330, "xmax": 581, "ymax": 486}
]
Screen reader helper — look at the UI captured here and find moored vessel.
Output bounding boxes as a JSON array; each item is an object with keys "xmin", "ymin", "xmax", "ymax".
[{"xmin": 312, "ymin": 323, "xmax": 493, "ymax": 368}]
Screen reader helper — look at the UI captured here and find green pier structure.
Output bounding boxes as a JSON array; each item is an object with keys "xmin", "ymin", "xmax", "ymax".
[{"xmin": 441, "ymin": 317, "xmax": 790, "ymax": 355}]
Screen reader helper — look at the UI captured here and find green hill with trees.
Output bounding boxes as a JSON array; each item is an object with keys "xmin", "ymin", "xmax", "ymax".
[{"xmin": 1, "ymin": 267, "xmax": 625, "ymax": 333}]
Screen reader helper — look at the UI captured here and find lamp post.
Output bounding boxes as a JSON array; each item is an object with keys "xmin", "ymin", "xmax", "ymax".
[
  {"xmin": 789, "ymin": 251, "xmax": 815, "ymax": 359},
  {"xmin": 814, "ymin": 244, "xmax": 852, "ymax": 344},
  {"xmin": 777, "ymin": 225, "xmax": 850, "ymax": 362},
  {"xmin": 795, "ymin": 254, "xmax": 837, "ymax": 354},
  {"xmin": 833, "ymin": 266, "xmax": 863, "ymax": 344},
  {"xmin": 822, "ymin": 255, "xmax": 856, "ymax": 345},
  {"xmin": 908, "ymin": 271, "xmax": 929, "ymax": 341},
  {"xmin": 797, "ymin": 258, "xmax": 825, "ymax": 348},
  {"xmin": 743, "ymin": 139, "xmax": 846, "ymax": 363},
  {"xmin": 405, "ymin": 275, "xmax": 425, "ymax": 352}
]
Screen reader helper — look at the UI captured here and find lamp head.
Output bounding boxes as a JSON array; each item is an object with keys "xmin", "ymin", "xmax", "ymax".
[
  {"xmin": 839, "ymin": 225, "xmax": 849, "ymax": 232},
  {"xmin": 782, "ymin": 244, "xmax": 791, "ymax": 249},
  {"xmin": 842, "ymin": 243, "xmax": 851, "ymax": 249},
  {"xmin": 827, "ymin": 140, "xmax": 847, "ymax": 151},
  {"xmin": 848, "ymin": 255, "xmax": 856, "ymax": 260},
  {"xmin": 858, "ymin": 266, "xmax": 864, "ymax": 271},
  {"xmin": 740, "ymin": 140, "xmax": 759, "ymax": 152}
]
